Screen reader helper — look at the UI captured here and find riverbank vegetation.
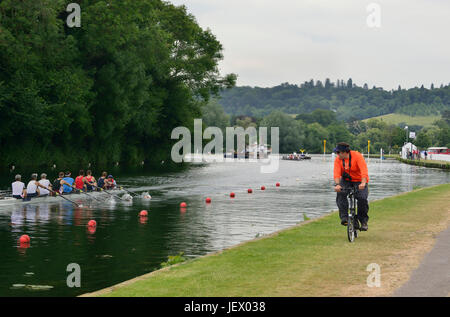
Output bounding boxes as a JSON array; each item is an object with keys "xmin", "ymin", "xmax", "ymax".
[
  {"xmin": 219, "ymin": 81, "xmax": 450, "ymax": 120},
  {"xmin": 214, "ymin": 82, "xmax": 450, "ymax": 153},
  {"xmin": 397, "ymin": 158, "xmax": 450, "ymax": 170},
  {"xmin": 84, "ymin": 183, "xmax": 450, "ymax": 297},
  {"xmin": 204, "ymin": 98, "xmax": 450, "ymax": 154},
  {"xmin": 0, "ymin": 0, "xmax": 235, "ymax": 169}
]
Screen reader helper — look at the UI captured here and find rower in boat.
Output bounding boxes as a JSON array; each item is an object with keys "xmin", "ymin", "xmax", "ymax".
[
  {"xmin": 52, "ymin": 172, "xmax": 76, "ymax": 195},
  {"xmin": 12, "ymin": 174, "xmax": 27, "ymax": 199},
  {"xmin": 75, "ymin": 170, "xmax": 87, "ymax": 192},
  {"xmin": 62, "ymin": 171, "xmax": 75, "ymax": 194},
  {"xmin": 97, "ymin": 172, "xmax": 108, "ymax": 191},
  {"xmin": 85, "ymin": 170, "xmax": 97, "ymax": 192},
  {"xmin": 25, "ymin": 173, "xmax": 46, "ymax": 199},
  {"xmin": 105, "ymin": 175, "xmax": 117, "ymax": 190},
  {"xmin": 38, "ymin": 173, "xmax": 52, "ymax": 197}
]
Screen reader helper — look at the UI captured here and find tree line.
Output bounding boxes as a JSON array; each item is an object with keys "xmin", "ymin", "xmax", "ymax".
[
  {"xmin": 0, "ymin": 0, "xmax": 235, "ymax": 169},
  {"xmin": 203, "ymin": 101, "xmax": 450, "ymax": 154},
  {"xmin": 218, "ymin": 80, "xmax": 450, "ymax": 121}
]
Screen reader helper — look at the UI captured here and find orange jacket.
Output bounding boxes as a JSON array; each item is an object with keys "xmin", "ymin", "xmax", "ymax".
[{"xmin": 334, "ymin": 150, "xmax": 369, "ymax": 183}]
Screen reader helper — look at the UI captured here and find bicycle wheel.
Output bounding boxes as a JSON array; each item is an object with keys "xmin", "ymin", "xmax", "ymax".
[{"xmin": 347, "ymin": 216, "xmax": 355, "ymax": 242}]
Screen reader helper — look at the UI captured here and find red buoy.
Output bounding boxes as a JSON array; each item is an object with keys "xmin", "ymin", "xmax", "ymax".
[
  {"xmin": 230, "ymin": 192, "xmax": 235, "ymax": 198},
  {"xmin": 205, "ymin": 197, "xmax": 211, "ymax": 203},
  {"xmin": 87, "ymin": 220, "xmax": 97, "ymax": 227},
  {"xmin": 248, "ymin": 189, "xmax": 253, "ymax": 193},
  {"xmin": 180, "ymin": 202, "xmax": 187, "ymax": 208},
  {"xmin": 19, "ymin": 235, "xmax": 30, "ymax": 244},
  {"xmin": 139, "ymin": 210, "xmax": 148, "ymax": 217},
  {"xmin": 261, "ymin": 186, "xmax": 266, "ymax": 190},
  {"xmin": 276, "ymin": 182, "xmax": 280, "ymax": 187}
]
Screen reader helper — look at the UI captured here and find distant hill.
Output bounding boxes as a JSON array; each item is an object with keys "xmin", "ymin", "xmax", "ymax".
[
  {"xmin": 362, "ymin": 114, "xmax": 440, "ymax": 128},
  {"xmin": 218, "ymin": 80, "xmax": 450, "ymax": 121}
]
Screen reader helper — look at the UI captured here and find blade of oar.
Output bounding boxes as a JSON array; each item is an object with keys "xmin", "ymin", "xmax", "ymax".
[
  {"xmin": 92, "ymin": 185, "xmax": 125, "ymax": 201},
  {"xmin": 119, "ymin": 186, "xmax": 139, "ymax": 196}
]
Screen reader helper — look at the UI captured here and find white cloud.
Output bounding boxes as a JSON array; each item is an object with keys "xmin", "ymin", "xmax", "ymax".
[{"xmin": 170, "ymin": 0, "xmax": 450, "ymax": 89}]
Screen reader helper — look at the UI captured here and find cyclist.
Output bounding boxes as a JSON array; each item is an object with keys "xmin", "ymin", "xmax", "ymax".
[{"xmin": 333, "ymin": 142, "xmax": 369, "ymax": 231}]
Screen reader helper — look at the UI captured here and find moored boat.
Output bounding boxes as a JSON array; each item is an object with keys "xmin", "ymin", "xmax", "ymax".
[{"xmin": 282, "ymin": 154, "xmax": 311, "ymax": 160}]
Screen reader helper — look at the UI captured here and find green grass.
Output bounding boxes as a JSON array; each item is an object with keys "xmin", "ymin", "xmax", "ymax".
[
  {"xmin": 397, "ymin": 158, "xmax": 450, "ymax": 169},
  {"xmin": 87, "ymin": 184, "xmax": 450, "ymax": 297},
  {"xmin": 363, "ymin": 113, "xmax": 440, "ymax": 127}
]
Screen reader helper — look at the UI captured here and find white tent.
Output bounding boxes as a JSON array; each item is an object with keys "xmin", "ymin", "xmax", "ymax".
[{"xmin": 401, "ymin": 142, "xmax": 417, "ymax": 159}]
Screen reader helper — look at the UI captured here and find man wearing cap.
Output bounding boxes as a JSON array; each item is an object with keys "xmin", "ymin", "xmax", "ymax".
[
  {"xmin": 105, "ymin": 175, "xmax": 117, "ymax": 190},
  {"xmin": 333, "ymin": 142, "xmax": 370, "ymax": 231}
]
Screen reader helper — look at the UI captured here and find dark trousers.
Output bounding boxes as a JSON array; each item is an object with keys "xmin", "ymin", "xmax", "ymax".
[{"xmin": 336, "ymin": 181, "xmax": 369, "ymax": 223}]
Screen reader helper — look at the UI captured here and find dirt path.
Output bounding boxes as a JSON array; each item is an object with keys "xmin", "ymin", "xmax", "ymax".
[{"xmin": 393, "ymin": 224, "xmax": 450, "ymax": 297}]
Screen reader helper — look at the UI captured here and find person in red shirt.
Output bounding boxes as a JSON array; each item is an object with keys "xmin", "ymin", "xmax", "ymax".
[
  {"xmin": 75, "ymin": 170, "xmax": 87, "ymax": 192},
  {"xmin": 333, "ymin": 142, "xmax": 370, "ymax": 231}
]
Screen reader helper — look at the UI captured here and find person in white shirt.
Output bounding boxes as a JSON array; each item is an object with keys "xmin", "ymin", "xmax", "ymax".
[
  {"xmin": 38, "ymin": 173, "xmax": 52, "ymax": 197},
  {"xmin": 12, "ymin": 174, "xmax": 26, "ymax": 199},
  {"xmin": 26, "ymin": 173, "xmax": 41, "ymax": 198}
]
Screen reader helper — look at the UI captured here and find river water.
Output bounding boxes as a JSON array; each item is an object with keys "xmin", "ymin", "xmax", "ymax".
[{"xmin": 0, "ymin": 156, "xmax": 448, "ymax": 296}]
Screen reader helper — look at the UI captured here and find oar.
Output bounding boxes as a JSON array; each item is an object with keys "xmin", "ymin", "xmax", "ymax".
[
  {"xmin": 0, "ymin": 191, "xmax": 12, "ymax": 198},
  {"xmin": 119, "ymin": 186, "xmax": 140, "ymax": 196},
  {"xmin": 76, "ymin": 189, "xmax": 103, "ymax": 202},
  {"xmin": 92, "ymin": 185, "xmax": 125, "ymax": 201},
  {"xmin": 45, "ymin": 187, "xmax": 82, "ymax": 207}
]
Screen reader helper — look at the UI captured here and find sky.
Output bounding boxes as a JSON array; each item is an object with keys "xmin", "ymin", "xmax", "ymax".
[{"xmin": 169, "ymin": 0, "xmax": 450, "ymax": 90}]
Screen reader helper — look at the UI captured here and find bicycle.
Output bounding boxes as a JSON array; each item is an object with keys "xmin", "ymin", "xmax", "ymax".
[{"xmin": 343, "ymin": 184, "xmax": 360, "ymax": 242}]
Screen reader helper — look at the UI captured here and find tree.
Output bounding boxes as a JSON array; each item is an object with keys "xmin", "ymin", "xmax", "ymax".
[
  {"xmin": 0, "ymin": 0, "xmax": 236, "ymax": 167},
  {"xmin": 260, "ymin": 111, "xmax": 304, "ymax": 153},
  {"xmin": 202, "ymin": 99, "xmax": 230, "ymax": 131},
  {"xmin": 347, "ymin": 78, "xmax": 353, "ymax": 89}
]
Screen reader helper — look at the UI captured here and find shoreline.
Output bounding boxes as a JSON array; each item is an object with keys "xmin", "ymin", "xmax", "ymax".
[
  {"xmin": 396, "ymin": 157, "xmax": 450, "ymax": 170},
  {"xmin": 81, "ymin": 183, "xmax": 450, "ymax": 297}
]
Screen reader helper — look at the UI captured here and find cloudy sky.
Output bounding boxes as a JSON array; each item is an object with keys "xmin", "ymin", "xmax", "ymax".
[{"xmin": 170, "ymin": 0, "xmax": 450, "ymax": 90}]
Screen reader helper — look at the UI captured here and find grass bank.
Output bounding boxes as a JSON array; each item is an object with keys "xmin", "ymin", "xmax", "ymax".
[
  {"xmin": 362, "ymin": 113, "xmax": 440, "ymax": 127},
  {"xmin": 397, "ymin": 157, "xmax": 450, "ymax": 170},
  {"xmin": 363, "ymin": 154, "xmax": 399, "ymax": 159},
  {"xmin": 83, "ymin": 184, "xmax": 450, "ymax": 297}
]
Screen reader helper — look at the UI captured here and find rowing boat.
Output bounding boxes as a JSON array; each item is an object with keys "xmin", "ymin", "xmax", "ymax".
[{"xmin": 0, "ymin": 189, "xmax": 125, "ymax": 207}]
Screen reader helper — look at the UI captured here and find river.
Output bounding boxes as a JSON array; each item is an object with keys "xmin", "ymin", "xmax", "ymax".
[{"xmin": 0, "ymin": 156, "xmax": 448, "ymax": 296}]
